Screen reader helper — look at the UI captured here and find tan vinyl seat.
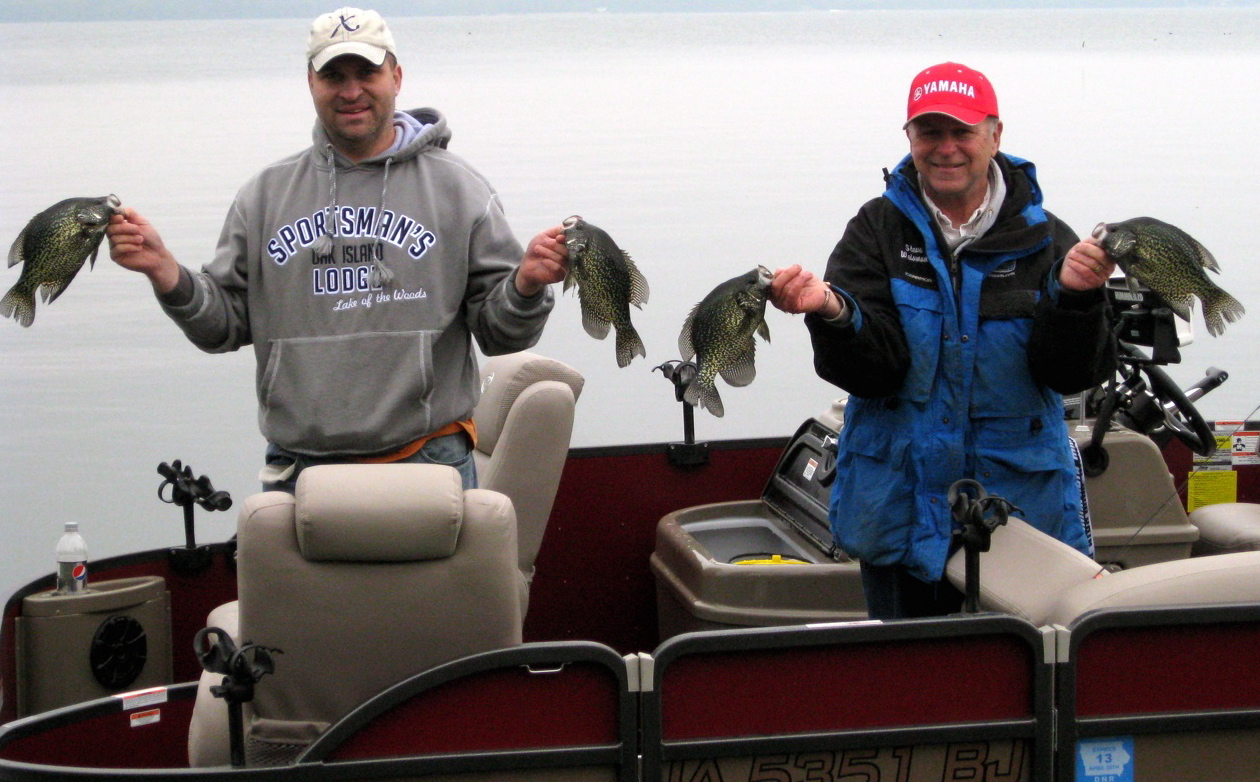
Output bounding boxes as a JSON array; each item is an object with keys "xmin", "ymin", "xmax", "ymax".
[
  {"xmin": 472, "ymin": 351, "xmax": 584, "ymax": 614},
  {"xmin": 945, "ymin": 516, "xmax": 1260, "ymax": 627},
  {"xmin": 187, "ymin": 464, "xmax": 523, "ymax": 767},
  {"xmin": 1187, "ymin": 502, "xmax": 1260, "ymax": 556}
]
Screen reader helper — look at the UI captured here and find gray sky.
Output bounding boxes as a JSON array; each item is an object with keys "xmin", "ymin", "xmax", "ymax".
[{"xmin": 1, "ymin": 0, "xmax": 1255, "ymax": 23}]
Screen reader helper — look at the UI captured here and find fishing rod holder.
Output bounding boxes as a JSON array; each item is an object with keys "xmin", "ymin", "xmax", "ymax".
[
  {"xmin": 655, "ymin": 360, "xmax": 711, "ymax": 468},
  {"xmin": 157, "ymin": 459, "xmax": 233, "ymax": 574},
  {"xmin": 194, "ymin": 626, "xmax": 281, "ymax": 768},
  {"xmin": 949, "ymin": 479, "xmax": 1020, "ymax": 615}
]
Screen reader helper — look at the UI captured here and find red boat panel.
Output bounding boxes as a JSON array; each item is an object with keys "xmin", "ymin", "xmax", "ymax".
[
  {"xmin": 525, "ymin": 441, "xmax": 784, "ymax": 653},
  {"xmin": 658, "ymin": 633, "xmax": 1034, "ymax": 739},
  {"xmin": 325, "ymin": 660, "xmax": 622, "ymax": 760},
  {"xmin": 0, "ymin": 695, "xmax": 194, "ymax": 769},
  {"xmin": 1074, "ymin": 620, "xmax": 1260, "ymax": 717}
]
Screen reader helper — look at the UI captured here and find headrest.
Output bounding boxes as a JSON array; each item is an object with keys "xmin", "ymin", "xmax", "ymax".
[
  {"xmin": 294, "ymin": 464, "xmax": 463, "ymax": 562},
  {"xmin": 474, "ymin": 351, "xmax": 584, "ymax": 454}
]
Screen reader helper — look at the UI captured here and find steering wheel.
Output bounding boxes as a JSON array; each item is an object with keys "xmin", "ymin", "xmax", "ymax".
[{"xmin": 1113, "ymin": 343, "xmax": 1216, "ymax": 457}]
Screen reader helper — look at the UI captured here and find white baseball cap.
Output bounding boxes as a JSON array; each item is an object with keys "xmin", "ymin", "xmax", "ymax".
[{"xmin": 307, "ymin": 7, "xmax": 396, "ymax": 71}]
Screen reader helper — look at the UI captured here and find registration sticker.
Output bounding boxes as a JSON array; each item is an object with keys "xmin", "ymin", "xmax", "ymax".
[
  {"xmin": 1077, "ymin": 737, "xmax": 1134, "ymax": 782},
  {"xmin": 803, "ymin": 458, "xmax": 818, "ymax": 481}
]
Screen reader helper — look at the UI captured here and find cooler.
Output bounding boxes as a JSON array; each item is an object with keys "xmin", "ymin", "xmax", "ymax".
[{"xmin": 650, "ymin": 415, "xmax": 867, "ymax": 640}]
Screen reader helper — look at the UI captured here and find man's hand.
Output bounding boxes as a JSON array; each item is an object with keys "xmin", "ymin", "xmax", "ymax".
[
  {"xmin": 107, "ymin": 208, "xmax": 181, "ymax": 294},
  {"xmin": 515, "ymin": 225, "xmax": 569, "ymax": 297},
  {"xmin": 1060, "ymin": 238, "xmax": 1116, "ymax": 292}
]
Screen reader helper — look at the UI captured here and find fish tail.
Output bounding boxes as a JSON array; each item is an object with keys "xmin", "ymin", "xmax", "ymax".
[
  {"xmin": 0, "ymin": 286, "xmax": 35, "ymax": 328},
  {"xmin": 1203, "ymin": 289, "xmax": 1246, "ymax": 337},
  {"xmin": 683, "ymin": 375, "xmax": 725, "ymax": 418},
  {"xmin": 614, "ymin": 323, "xmax": 646, "ymax": 369}
]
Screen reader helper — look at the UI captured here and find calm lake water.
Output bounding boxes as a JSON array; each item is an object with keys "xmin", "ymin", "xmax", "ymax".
[{"xmin": 1, "ymin": 8, "xmax": 1258, "ymax": 596}]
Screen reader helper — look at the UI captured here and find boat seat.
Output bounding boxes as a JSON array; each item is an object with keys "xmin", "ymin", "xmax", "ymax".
[
  {"xmin": 188, "ymin": 464, "xmax": 523, "ymax": 767},
  {"xmin": 1187, "ymin": 502, "xmax": 1260, "ymax": 556},
  {"xmin": 472, "ymin": 350, "xmax": 583, "ymax": 616},
  {"xmin": 945, "ymin": 516, "xmax": 1260, "ymax": 627}
]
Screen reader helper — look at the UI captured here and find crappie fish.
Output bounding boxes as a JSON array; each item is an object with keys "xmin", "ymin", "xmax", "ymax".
[
  {"xmin": 678, "ymin": 266, "xmax": 773, "ymax": 418},
  {"xmin": 1092, "ymin": 217, "xmax": 1244, "ymax": 337},
  {"xmin": 2, "ymin": 195, "xmax": 122, "ymax": 327},
  {"xmin": 562, "ymin": 215, "xmax": 649, "ymax": 368}
]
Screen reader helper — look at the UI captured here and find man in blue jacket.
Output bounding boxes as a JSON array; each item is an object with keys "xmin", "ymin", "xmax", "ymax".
[{"xmin": 770, "ymin": 62, "xmax": 1117, "ymax": 619}]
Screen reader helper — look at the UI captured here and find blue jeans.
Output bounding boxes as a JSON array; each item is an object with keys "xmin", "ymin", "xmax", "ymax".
[
  {"xmin": 261, "ymin": 432, "xmax": 478, "ymax": 493},
  {"xmin": 859, "ymin": 561, "xmax": 963, "ymax": 620}
]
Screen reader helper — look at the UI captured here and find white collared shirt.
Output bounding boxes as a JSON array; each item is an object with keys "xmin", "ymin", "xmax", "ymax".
[{"xmin": 923, "ymin": 159, "xmax": 1006, "ymax": 253}]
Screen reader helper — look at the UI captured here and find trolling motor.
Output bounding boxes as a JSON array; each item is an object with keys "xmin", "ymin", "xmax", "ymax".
[
  {"xmin": 949, "ymin": 479, "xmax": 1021, "ymax": 614},
  {"xmin": 655, "ymin": 360, "xmax": 711, "ymax": 468},
  {"xmin": 194, "ymin": 627, "xmax": 280, "ymax": 768},
  {"xmin": 158, "ymin": 460, "xmax": 233, "ymax": 574}
]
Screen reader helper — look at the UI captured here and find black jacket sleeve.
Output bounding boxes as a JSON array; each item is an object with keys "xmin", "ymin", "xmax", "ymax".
[
  {"xmin": 805, "ymin": 201, "xmax": 910, "ymax": 399},
  {"xmin": 1027, "ymin": 216, "xmax": 1117, "ymax": 393}
]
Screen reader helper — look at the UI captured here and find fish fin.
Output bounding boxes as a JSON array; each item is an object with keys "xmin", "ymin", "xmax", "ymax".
[
  {"xmin": 678, "ymin": 305, "xmax": 700, "ymax": 359},
  {"xmin": 1194, "ymin": 240, "xmax": 1220, "ymax": 274},
  {"xmin": 38, "ymin": 277, "xmax": 75, "ymax": 305},
  {"xmin": 1202, "ymin": 288, "xmax": 1246, "ymax": 337},
  {"xmin": 757, "ymin": 319, "xmax": 770, "ymax": 343},
  {"xmin": 580, "ymin": 302, "xmax": 612, "ymax": 341},
  {"xmin": 624, "ymin": 251, "xmax": 650, "ymax": 306},
  {"xmin": 1164, "ymin": 295, "xmax": 1194, "ymax": 324},
  {"xmin": 0, "ymin": 286, "xmax": 35, "ymax": 327},
  {"xmin": 615, "ymin": 323, "xmax": 646, "ymax": 368},
  {"xmin": 562, "ymin": 274, "xmax": 577, "ymax": 294},
  {"xmin": 683, "ymin": 375, "xmax": 724, "ymax": 418},
  {"xmin": 88, "ymin": 240, "xmax": 102, "ymax": 270},
  {"xmin": 7, "ymin": 227, "xmax": 26, "ymax": 269},
  {"xmin": 719, "ymin": 343, "xmax": 758, "ymax": 388}
]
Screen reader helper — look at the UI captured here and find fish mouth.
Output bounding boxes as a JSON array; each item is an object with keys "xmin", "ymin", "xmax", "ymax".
[
  {"xmin": 1091, "ymin": 222, "xmax": 1110, "ymax": 241},
  {"xmin": 755, "ymin": 265, "xmax": 774, "ymax": 287},
  {"xmin": 562, "ymin": 215, "xmax": 583, "ymax": 230},
  {"xmin": 79, "ymin": 195, "xmax": 124, "ymax": 229}
]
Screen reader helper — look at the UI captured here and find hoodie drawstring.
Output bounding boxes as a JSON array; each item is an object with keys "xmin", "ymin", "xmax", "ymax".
[
  {"xmin": 369, "ymin": 157, "xmax": 395, "ymax": 288},
  {"xmin": 311, "ymin": 146, "xmax": 396, "ymax": 290}
]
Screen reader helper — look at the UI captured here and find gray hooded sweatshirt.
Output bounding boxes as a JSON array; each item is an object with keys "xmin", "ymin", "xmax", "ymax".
[{"xmin": 161, "ymin": 108, "xmax": 554, "ymax": 457}]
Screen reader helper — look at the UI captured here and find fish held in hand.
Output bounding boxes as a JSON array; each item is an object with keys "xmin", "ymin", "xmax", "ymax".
[
  {"xmin": 1092, "ymin": 217, "xmax": 1244, "ymax": 337},
  {"xmin": 678, "ymin": 265, "xmax": 773, "ymax": 418},
  {"xmin": 562, "ymin": 215, "xmax": 649, "ymax": 368},
  {"xmin": 2, "ymin": 195, "xmax": 122, "ymax": 327}
]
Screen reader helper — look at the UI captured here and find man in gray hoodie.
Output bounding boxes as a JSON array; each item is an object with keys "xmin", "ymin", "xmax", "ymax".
[{"xmin": 107, "ymin": 7, "xmax": 568, "ymax": 490}]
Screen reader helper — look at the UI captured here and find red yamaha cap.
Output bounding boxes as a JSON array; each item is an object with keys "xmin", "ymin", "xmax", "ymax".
[{"xmin": 905, "ymin": 62, "xmax": 999, "ymax": 127}]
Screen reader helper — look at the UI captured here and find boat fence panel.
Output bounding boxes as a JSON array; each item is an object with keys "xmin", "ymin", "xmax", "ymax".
[
  {"xmin": 1056, "ymin": 603, "xmax": 1260, "ymax": 782},
  {"xmin": 301, "ymin": 640, "xmax": 638, "ymax": 782},
  {"xmin": 0, "ymin": 681, "xmax": 197, "ymax": 771},
  {"xmin": 640, "ymin": 615, "xmax": 1054, "ymax": 782}
]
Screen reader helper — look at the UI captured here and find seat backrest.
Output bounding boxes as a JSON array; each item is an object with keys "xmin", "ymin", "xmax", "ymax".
[
  {"xmin": 946, "ymin": 517, "xmax": 1260, "ymax": 627},
  {"xmin": 473, "ymin": 351, "xmax": 584, "ymax": 592},
  {"xmin": 945, "ymin": 516, "xmax": 1104, "ymax": 626},
  {"xmin": 1039, "ymin": 550, "xmax": 1260, "ymax": 626},
  {"xmin": 234, "ymin": 464, "xmax": 523, "ymax": 766}
]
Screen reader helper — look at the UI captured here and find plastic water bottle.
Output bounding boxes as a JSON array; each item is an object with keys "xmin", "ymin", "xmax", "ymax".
[{"xmin": 55, "ymin": 522, "xmax": 88, "ymax": 595}]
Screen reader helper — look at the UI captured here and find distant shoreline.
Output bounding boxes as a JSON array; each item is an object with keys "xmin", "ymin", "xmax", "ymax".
[{"xmin": 2, "ymin": 0, "xmax": 1256, "ymax": 25}]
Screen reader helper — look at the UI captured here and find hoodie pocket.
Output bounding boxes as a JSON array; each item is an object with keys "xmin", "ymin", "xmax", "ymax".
[{"xmin": 260, "ymin": 331, "xmax": 434, "ymax": 456}]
